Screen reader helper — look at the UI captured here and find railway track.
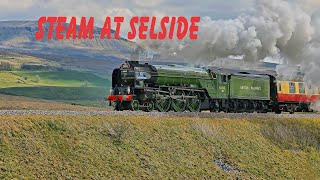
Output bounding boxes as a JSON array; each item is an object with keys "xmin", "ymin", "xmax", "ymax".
[{"xmin": 0, "ymin": 110, "xmax": 319, "ymax": 119}]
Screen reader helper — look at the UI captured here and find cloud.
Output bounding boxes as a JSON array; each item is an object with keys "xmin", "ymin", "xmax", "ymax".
[
  {"xmin": 133, "ymin": 0, "xmax": 165, "ymax": 8},
  {"xmin": 294, "ymin": 0, "xmax": 320, "ymax": 13},
  {"xmin": 0, "ymin": 0, "xmax": 36, "ymax": 11},
  {"xmin": 140, "ymin": 0, "xmax": 320, "ymax": 85}
]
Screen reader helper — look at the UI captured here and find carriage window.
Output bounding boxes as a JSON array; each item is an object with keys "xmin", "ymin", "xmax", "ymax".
[
  {"xmin": 278, "ymin": 83, "xmax": 282, "ymax": 92},
  {"xmin": 299, "ymin": 83, "xmax": 305, "ymax": 94},
  {"xmin": 309, "ymin": 85, "xmax": 314, "ymax": 95},
  {"xmin": 289, "ymin": 82, "xmax": 296, "ymax": 94}
]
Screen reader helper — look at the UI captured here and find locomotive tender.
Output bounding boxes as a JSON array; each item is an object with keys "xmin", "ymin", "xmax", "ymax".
[{"xmin": 107, "ymin": 61, "xmax": 319, "ymax": 113}]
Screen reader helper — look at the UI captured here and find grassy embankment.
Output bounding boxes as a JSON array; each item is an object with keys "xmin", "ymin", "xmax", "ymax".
[{"xmin": 0, "ymin": 116, "xmax": 319, "ymax": 179}]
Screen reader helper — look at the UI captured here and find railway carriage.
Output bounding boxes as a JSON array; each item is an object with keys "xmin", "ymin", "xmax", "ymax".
[{"xmin": 277, "ymin": 81, "xmax": 320, "ymax": 113}]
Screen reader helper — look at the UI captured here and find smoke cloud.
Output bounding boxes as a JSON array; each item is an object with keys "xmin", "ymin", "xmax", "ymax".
[
  {"xmin": 141, "ymin": 0, "xmax": 320, "ymax": 84},
  {"xmin": 311, "ymin": 102, "xmax": 320, "ymax": 112}
]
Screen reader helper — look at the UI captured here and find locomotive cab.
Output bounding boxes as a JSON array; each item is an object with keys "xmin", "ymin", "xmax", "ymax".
[{"xmin": 111, "ymin": 68, "xmax": 121, "ymax": 88}]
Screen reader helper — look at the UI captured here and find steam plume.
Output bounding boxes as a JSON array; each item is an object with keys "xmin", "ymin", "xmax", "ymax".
[{"xmin": 141, "ymin": 0, "xmax": 320, "ymax": 84}]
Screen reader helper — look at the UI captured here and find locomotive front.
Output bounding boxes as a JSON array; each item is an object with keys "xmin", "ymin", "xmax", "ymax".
[
  {"xmin": 107, "ymin": 61, "xmax": 211, "ymax": 111},
  {"xmin": 107, "ymin": 61, "xmax": 157, "ymax": 110}
]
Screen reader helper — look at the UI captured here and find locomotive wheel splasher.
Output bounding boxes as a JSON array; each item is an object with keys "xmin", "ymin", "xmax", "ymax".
[
  {"xmin": 171, "ymin": 91, "xmax": 187, "ymax": 112},
  {"xmin": 156, "ymin": 95, "xmax": 172, "ymax": 112},
  {"xmin": 187, "ymin": 92, "xmax": 201, "ymax": 112}
]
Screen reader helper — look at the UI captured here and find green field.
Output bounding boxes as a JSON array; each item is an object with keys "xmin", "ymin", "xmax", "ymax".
[
  {"xmin": 0, "ymin": 116, "xmax": 319, "ymax": 179},
  {"xmin": 0, "ymin": 70, "xmax": 110, "ymax": 106},
  {"xmin": 0, "ymin": 86, "xmax": 108, "ymax": 100},
  {"xmin": 0, "ymin": 70, "xmax": 108, "ymax": 88}
]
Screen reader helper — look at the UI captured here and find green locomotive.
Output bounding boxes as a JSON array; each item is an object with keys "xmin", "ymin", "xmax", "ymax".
[{"xmin": 107, "ymin": 61, "xmax": 278, "ymax": 112}]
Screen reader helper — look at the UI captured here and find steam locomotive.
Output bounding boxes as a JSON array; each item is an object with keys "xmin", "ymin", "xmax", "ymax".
[{"xmin": 107, "ymin": 61, "xmax": 320, "ymax": 113}]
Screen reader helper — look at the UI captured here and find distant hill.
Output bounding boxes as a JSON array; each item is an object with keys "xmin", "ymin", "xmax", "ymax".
[
  {"xmin": 0, "ymin": 21, "xmax": 127, "ymax": 106},
  {"xmin": 0, "ymin": 21, "xmax": 136, "ymax": 58},
  {"xmin": 0, "ymin": 21, "xmax": 139, "ymax": 77}
]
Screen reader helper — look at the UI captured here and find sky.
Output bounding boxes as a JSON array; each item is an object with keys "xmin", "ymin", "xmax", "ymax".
[
  {"xmin": 1, "ymin": 0, "xmax": 319, "ymax": 35},
  {"xmin": 0, "ymin": 0, "xmax": 255, "ymax": 23}
]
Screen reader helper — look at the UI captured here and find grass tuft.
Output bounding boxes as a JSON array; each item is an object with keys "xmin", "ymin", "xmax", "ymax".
[
  {"xmin": 46, "ymin": 121, "xmax": 67, "ymax": 133},
  {"xmin": 260, "ymin": 119, "xmax": 320, "ymax": 151},
  {"xmin": 100, "ymin": 122, "xmax": 129, "ymax": 145},
  {"xmin": 191, "ymin": 121, "xmax": 219, "ymax": 138}
]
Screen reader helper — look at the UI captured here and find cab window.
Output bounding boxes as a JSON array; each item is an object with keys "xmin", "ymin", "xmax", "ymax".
[
  {"xmin": 211, "ymin": 72, "xmax": 217, "ymax": 79},
  {"xmin": 299, "ymin": 83, "xmax": 305, "ymax": 94},
  {"xmin": 289, "ymin": 82, "xmax": 296, "ymax": 94},
  {"xmin": 220, "ymin": 75, "xmax": 227, "ymax": 83}
]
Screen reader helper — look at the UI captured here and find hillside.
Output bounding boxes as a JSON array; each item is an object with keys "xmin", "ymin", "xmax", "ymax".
[
  {"xmin": 0, "ymin": 39, "xmax": 112, "ymax": 107},
  {"xmin": 0, "ymin": 116, "xmax": 319, "ymax": 179},
  {"xmin": 0, "ymin": 69, "xmax": 110, "ymax": 106},
  {"xmin": 0, "ymin": 21, "xmax": 137, "ymax": 78},
  {"xmin": 0, "ymin": 21, "xmax": 135, "ymax": 57}
]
